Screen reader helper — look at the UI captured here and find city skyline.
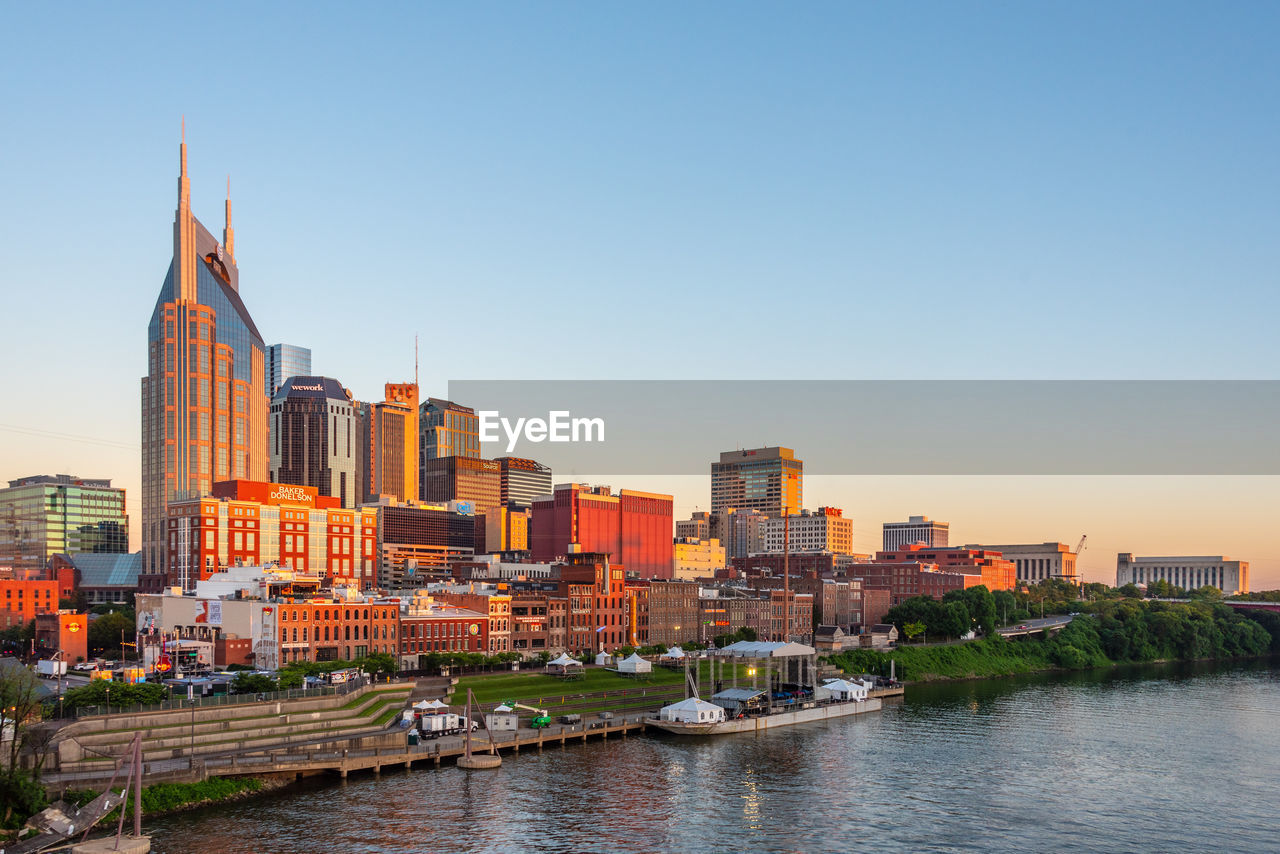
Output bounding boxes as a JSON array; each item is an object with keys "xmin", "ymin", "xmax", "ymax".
[{"xmin": 4, "ymin": 4, "xmax": 1280, "ymax": 587}]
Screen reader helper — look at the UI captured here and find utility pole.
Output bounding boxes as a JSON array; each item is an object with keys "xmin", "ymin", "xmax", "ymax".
[{"xmin": 782, "ymin": 506, "xmax": 790, "ymax": 643}]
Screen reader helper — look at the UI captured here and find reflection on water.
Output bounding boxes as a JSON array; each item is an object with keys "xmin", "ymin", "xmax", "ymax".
[{"xmin": 149, "ymin": 659, "xmax": 1280, "ymax": 853}]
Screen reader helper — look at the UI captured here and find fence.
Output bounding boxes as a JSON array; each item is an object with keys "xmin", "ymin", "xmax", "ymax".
[{"xmin": 69, "ymin": 676, "xmax": 375, "ymax": 720}]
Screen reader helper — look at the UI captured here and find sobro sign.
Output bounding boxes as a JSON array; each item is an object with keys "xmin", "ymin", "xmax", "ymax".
[
  {"xmin": 269, "ymin": 485, "xmax": 316, "ymax": 507},
  {"xmin": 478, "ymin": 410, "xmax": 605, "ymax": 454}
]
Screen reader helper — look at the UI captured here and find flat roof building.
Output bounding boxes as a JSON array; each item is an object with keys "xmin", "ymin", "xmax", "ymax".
[
  {"xmin": 1116, "ymin": 554, "xmax": 1248, "ymax": 595},
  {"xmin": 711, "ymin": 447, "xmax": 802, "ymax": 516},
  {"xmin": 0, "ymin": 475, "xmax": 128, "ymax": 571},
  {"xmin": 270, "ymin": 376, "xmax": 361, "ymax": 508},
  {"xmin": 883, "ymin": 516, "xmax": 950, "ymax": 551}
]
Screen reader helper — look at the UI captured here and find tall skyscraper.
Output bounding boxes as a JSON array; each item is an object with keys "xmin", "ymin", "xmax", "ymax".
[
  {"xmin": 0, "ymin": 475, "xmax": 128, "ymax": 571},
  {"xmin": 269, "ymin": 376, "xmax": 360, "ymax": 508},
  {"xmin": 882, "ymin": 516, "xmax": 950, "ymax": 551},
  {"xmin": 141, "ymin": 130, "xmax": 268, "ymax": 580},
  {"xmin": 359, "ymin": 383, "xmax": 419, "ymax": 503},
  {"xmin": 420, "ymin": 398, "xmax": 479, "ymax": 461},
  {"xmin": 710, "ymin": 447, "xmax": 803, "ymax": 516},
  {"xmin": 266, "ymin": 344, "xmax": 312, "ymax": 397}
]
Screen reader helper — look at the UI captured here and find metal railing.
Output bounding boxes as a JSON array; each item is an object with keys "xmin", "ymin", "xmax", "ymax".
[{"xmin": 69, "ymin": 676, "xmax": 391, "ymax": 719}]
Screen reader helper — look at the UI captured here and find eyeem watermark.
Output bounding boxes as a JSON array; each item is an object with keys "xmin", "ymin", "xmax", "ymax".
[{"xmin": 478, "ymin": 410, "xmax": 605, "ymax": 453}]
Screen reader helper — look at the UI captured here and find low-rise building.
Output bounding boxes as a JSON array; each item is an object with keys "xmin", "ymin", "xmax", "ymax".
[
  {"xmin": 672, "ymin": 537, "xmax": 726, "ymax": 581},
  {"xmin": 1116, "ymin": 554, "xmax": 1248, "ymax": 594},
  {"xmin": 398, "ymin": 591, "xmax": 489, "ymax": 667},
  {"xmin": 971, "ymin": 542, "xmax": 1079, "ymax": 584}
]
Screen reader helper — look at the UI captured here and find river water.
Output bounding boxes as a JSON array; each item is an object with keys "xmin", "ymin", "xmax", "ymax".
[{"xmin": 148, "ymin": 660, "xmax": 1280, "ymax": 853}]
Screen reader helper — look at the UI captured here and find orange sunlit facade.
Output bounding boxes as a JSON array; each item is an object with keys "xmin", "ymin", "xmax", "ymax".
[
  {"xmin": 0, "ymin": 579, "xmax": 60, "ymax": 629},
  {"xmin": 142, "ymin": 132, "xmax": 268, "ymax": 585},
  {"xmin": 166, "ymin": 479, "xmax": 377, "ymax": 591}
]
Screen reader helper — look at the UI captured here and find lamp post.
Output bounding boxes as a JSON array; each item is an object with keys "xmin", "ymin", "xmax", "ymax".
[{"xmin": 105, "ymin": 683, "xmax": 110, "ymax": 715}]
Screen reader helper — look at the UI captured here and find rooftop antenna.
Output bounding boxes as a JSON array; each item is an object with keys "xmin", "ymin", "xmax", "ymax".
[{"xmin": 414, "ymin": 334, "xmax": 419, "ymax": 386}]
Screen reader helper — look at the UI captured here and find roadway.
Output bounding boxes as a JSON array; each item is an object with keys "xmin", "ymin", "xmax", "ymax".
[{"xmin": 995, "ymin": 615, "xmax": 1075, "ymax": 637}]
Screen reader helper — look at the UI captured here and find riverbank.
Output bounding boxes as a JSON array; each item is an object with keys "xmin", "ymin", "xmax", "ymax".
[
  {"xmin": 65, "ymin": 774, "xmax": 293, "ymax": 823},
  {"xmin": 830, "ymin": 603, "xmax": 1280, "ymax": 682}
]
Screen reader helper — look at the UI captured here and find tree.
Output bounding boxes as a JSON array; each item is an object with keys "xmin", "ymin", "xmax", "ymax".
[
  {"xmin": 1, "ymin": 662, "xmax": 49, "ymax": 827},
  {"xmin": 88, "ymin": 610, "xmax": 136, "ymax": 656},
  {"xmin": 358, "ymin": 652, "xmax": 398, "ymax": 678},
  {"xmin": 276, "ymin": 669, "xmax": 304, "ymax": 690},
  {"xmin": 231, "ymin": 672, "xmax": 277, "ymax": 694},
  {"xmin": 901, "ymin": 621, "xmax": 926, "ymax": 643}
]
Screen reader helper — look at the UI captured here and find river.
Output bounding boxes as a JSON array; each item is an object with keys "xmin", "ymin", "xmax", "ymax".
[{"xmin": 147, "ymin": 660, "xmax": 1280, "ymax": 853}]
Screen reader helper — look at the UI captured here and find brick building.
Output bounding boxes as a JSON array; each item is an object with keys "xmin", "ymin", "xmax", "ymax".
[
  {"xmin": 164, "ymin": 479, "xmax": 378, "ymax": 592},
  {"xmin": 531, "ymin": 484, "xmax": 673, "ymax": 579}
]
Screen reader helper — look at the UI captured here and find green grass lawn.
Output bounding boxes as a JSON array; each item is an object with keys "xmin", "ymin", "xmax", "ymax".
[{"xmin": 449, "ymin": 662, "xmax": 759, "ymax": 709}]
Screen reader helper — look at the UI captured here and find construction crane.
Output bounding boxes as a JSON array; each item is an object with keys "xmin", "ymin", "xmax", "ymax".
[
  {"xmin": 1075, "ymin": 535, "xmax": 1088, "ymax": 598},
  {"xmin": 502, "ymin": 700, "xmax": 552, "ymax": 728}
]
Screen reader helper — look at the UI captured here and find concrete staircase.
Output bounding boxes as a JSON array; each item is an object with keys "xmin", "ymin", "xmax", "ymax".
[{"xmin": 49, "ymin": 683, "xmax": 413, "ymax": 777}]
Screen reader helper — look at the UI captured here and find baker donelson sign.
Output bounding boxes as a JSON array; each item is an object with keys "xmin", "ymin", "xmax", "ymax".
[{"xmin": 270, "ymin": 485, "xmax": 314, "ymax": 505}]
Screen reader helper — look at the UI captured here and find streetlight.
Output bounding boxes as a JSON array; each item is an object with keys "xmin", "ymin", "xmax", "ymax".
[{"xmin": 105, "ymin": 683, "xmax": 110, "ymax": 715}]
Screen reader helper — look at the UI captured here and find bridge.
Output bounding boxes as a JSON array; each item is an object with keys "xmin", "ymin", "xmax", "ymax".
[
  {"xmin": 995, "ymin": 615, "xmax": 1074, "ymax": 638},
  {"xmin": 1149, "ymin": 598, "xmax": 1280, "ymax": 613}
]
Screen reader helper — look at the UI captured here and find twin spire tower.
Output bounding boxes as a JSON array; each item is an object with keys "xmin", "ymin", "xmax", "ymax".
[{"xmin": 142, "ymin": 124, "xmax": 267, "ymax": 584}]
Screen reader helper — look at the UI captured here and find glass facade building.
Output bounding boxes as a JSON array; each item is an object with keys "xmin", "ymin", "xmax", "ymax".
[
  {"xmin": 420, "ymin": 398, "xmax": 480, "ymax": 463},
  {"xmin": 270, "ymin": 376, "xmax": 360, "ymax": 508},
  {"xmin": 141, "ymin": 135, "xmax": 268, "ymax": 581},
  {"xmin": 0, "ymin": 475, "xmax": 128, "ymax": 571},
  {"xmin": 710, "ymin": 447, "xmax": 803, "ymax": 517},
  {"xmin": 267, "ymin": 344, "xmax": 312, "ymax": 397}
]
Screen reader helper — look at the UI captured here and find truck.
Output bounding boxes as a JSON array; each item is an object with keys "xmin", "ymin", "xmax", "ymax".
[
  {"xmin": 419, "ymin": 713, "xmax": 478, "ymax": 738},
  {"xmin": 36, "ymin": 659, "xmax": 67, "ymax": 678}
]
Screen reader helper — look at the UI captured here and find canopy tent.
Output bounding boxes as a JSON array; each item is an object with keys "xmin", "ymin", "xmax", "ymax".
[
  {"xmin": 595, "ymin": 652, "xmax": 613, "ymax": 666},
  {"xmin": 493, "ymin": 703, "xmax": 514, "ymax": 713},
  {"xmin": 425, "ymin": 699, "xmax": 448, "ymax": 709},
  {"xmin": 617, "ymin": 653, "xmax": 652, "ymax": 674},
  {"xmin": 658, "ymin": 697, "xmax": 726, "ymax": 724},
  {"xmin": 716, "ymin": 641, "xmax": 816, "ymax": 658},
  {"xmin": 413, "ymin": 700, "xmax": 432, "ymax": 710},
  {"xmin": 820, "ymin": 678, "xmax": 869, "ymax": 701},
  {"xmin": 547, "ymin": 653, "xmax": 583, "ymax": 668},
  {"xmin": 659, "ymin": 646, "xmax": 686, "ymax": 660}
]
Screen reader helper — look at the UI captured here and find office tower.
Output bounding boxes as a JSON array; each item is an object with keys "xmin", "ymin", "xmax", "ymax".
[
  {"xmin": 530, "ymin": 483, "xmax": 674, "ymax": 579},
  {"xmin": 359, "ymin": 383, "xmax": 419, "ymax": 503},
  {"xmin": 269, "ymin": 376, "xmax": 360, "ymax": 508},
  {"xmin": 710, "ymin": 447, "xmax": 803, "ymax": 516},
  {"xmin": 266, "ymin": 344, "xmax": 312, "ymax": 396},
  {"xmin": 141, "ymin": 130, "xmax": 268, "ymax": 580},
  {"xmin": 494, "ymin": 457, "xmax": 552, "ymax": 509},
  {"xmin": 420, "ymin": 398, "xmax": 479, "ymax": 461},
  {"xmin": 882, "ymin": 515, "xmax": 950, "ymax": 551},
  {"xmin": 0, "ymin": 475, "xmax": 128, "ymax": 571},
  {"xmin": 420, "ymin": 456, "xmax": 502, "ymax": 511}
]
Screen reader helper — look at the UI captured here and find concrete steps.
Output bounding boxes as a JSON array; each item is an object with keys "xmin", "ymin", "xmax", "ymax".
[{"xmin": 53, "ymin": 685, "xmax": 412, "ymax": 771}]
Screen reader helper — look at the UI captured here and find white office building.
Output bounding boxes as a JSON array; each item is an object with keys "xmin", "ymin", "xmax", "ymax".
[
  {"xmin": 883, "ymin": 516, "xmax": 949, "ymax": 551},
  {"xmin": 1116, "ymin": 554, "xmax": 1249, "ymax": 595}
]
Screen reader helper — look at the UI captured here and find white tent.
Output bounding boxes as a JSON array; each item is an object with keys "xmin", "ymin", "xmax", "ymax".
[
  {"xmin": 717, "ymin": 641, "xmax": 816, "ymax": 658},
  {"xmin": 660, "ymin": 646, "xmax": 686, "ymax": 660},
  {"xmin": 547, "ymin": 653, "xmax": 583, "ymax": 668},
  {"xmin": 617, "ymin": 653, "xmax": 652, "ymax": 674},
  {"xmin": 595, "ymin": 652, "xmax": 613, "ymax": 666},
  {"xmin": 820, "ymin": 678, "xmax": 869, "ymax": 702},
  {"xmin": 413, "ymin": 700, "xmax": 432, "ymax": 710},
  {"xmin": 425, "ymin": 699, "xmax": 448, "ymax": 709},
  {"xmin": 493, "ymin": 703, "xmax": 514, "ymax": 713},
  {"xmin": 658, "ymin": 697, "xmax": 726, "ymax": 724}
]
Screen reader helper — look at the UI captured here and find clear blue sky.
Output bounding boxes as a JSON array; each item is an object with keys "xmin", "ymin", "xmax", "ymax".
[{"xmin": 3, "ymin": 3, "xmax": 1279, "ymax": 584}]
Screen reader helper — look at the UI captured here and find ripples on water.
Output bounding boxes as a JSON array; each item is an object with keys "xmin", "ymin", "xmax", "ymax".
[{"xmin": 148, "ymin": 661, "xmax": 1280, "ymax": 853}]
